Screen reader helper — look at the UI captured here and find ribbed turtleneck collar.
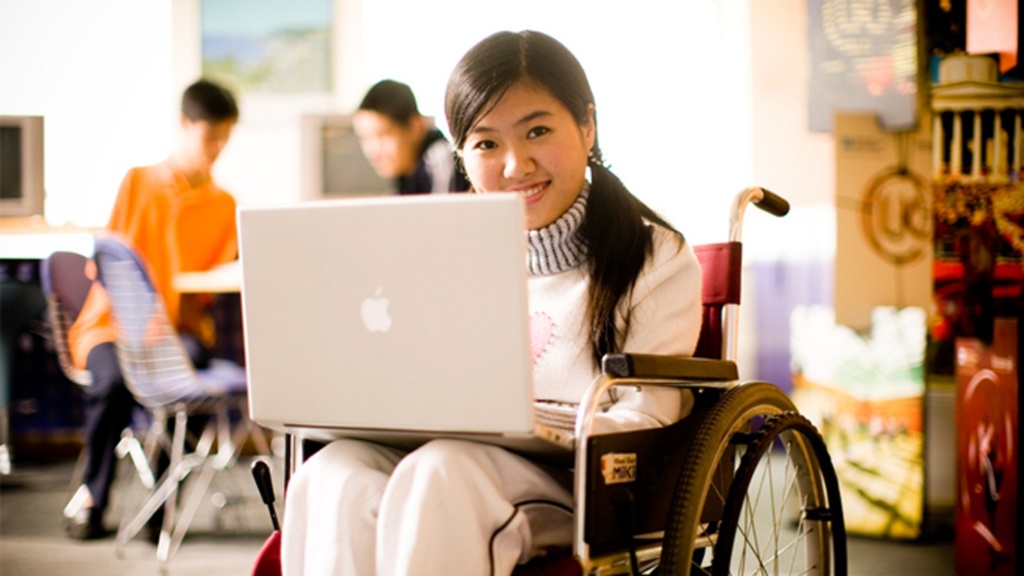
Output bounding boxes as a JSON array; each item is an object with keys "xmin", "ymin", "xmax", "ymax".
[{"xmin": 526, "ymin": 185, "xmax": 589, "ymax": 276}]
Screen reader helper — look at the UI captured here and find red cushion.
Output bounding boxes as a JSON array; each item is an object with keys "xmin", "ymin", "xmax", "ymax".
[
  {"xmin": 251, "ymin": 530, "xmax": 282, "ymax": 576},
  {"xmin": 513, "ymin": 552, "xmax": 582, "ymax": 576}
]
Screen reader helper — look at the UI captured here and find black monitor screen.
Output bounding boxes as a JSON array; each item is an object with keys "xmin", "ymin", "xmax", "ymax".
[
  {"xmin": 321, "ymin": 125, "xmax": 391, "ymax": 196},
  {"xmin": 0, "ymin": 126, "xmax": 23, "ymax": 200}
]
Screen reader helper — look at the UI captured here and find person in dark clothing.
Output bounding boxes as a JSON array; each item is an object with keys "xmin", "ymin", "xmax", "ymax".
[{"xmin": 353, "ymin": 79, "xmax": 468, "ymax": 194}]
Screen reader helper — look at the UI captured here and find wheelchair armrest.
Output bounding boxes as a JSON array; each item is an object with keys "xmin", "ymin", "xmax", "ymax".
[
  {"xmin": 573, "ymin": 354, "xmax": 739, "ymax": 562},
  {"xmin": 601, "ymin": 353, "xmax": 738, "ymax": 382}
]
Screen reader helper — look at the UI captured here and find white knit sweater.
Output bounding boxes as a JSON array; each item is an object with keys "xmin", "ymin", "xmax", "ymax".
[{"xmin": 526, "ymin": 191, "xmax": 702, "ymax": 436}]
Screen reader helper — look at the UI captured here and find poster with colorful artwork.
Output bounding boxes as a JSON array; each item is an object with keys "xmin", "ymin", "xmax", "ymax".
[
  {"xmin": 791, "ymin": 305, "xmax": 927, "ymax": 538},
  {"xmin": 201, "ymin": 0, "xmax": 332, "ymax": 94}
]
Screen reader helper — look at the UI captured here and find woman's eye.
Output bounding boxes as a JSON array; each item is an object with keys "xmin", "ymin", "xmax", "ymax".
[
  {"xmin": 472, "ymin": 139, "xmax": 496, "ymax": 151},
  {"xmin": 527, "ymin": 126, "xmax": 549, "ymax": 139}
]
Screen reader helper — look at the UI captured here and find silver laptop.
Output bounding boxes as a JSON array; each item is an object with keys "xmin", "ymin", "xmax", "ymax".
[{"xmin": 237, "ymin": 194, "xmax": 574, "ymax": 463}]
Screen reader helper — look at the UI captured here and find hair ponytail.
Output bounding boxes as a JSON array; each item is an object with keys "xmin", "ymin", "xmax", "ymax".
[{"xmin": 583, "ymin": 161, "xmax": 681, "ymax": 363}]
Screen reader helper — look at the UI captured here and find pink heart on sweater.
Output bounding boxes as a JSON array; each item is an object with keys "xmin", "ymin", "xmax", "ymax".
[{"xmin": 530, "ymin": 312, "xmax": 555, "ymax": 364}]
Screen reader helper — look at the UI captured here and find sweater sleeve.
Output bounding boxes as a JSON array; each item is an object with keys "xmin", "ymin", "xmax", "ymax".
[{"xmin": 590, "ymin": 226, "xmax": 703, "ymax": 435}]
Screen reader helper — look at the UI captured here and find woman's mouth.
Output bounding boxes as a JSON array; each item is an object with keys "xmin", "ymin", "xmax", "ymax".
[{"xmin": 518, "ymin": 182, "xmax": 547, "ymax": 200}]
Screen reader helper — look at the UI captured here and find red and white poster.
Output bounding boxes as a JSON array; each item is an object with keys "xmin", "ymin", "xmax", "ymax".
[
  {"xmin": 955, "ymin": 317, "xmax": 1018, "ymax": 576},
  {"xmin": 967, "ymin": 0, "xmax": 1020, "ymax": 72}
]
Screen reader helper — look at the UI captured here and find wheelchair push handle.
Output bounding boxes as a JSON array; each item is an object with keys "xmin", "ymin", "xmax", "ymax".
[
  {"xmin": 752, "ymin": 188, "xmax": 789, "ymax": 217},
  {"xmin": 728, "ymin": 186, "xmax": 790, "ymax": 244}
]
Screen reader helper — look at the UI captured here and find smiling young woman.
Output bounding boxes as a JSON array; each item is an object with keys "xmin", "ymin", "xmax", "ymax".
[{"xmin": 280, "ymin": 31, "xmax": 702, "ymax": 575}]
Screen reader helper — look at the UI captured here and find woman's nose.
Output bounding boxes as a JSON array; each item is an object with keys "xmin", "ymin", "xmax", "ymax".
[{"xmin": 502, "ymin": 144, "xmax": 535, "ymax": 180}]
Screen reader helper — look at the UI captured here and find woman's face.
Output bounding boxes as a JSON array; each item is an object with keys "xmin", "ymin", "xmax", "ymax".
[
  {"xmin": 353, "ymin": 110, "xmax": 422, "ymax": 179},
  {"xmin": 459, "ymin": 80, "xmax": 594, "ymax": 230}
]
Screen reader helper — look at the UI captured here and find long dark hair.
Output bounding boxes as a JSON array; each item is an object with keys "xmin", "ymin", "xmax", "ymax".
[{"xmin": 445, "ymin": 30, "xmax": 682, "ymax": 363}]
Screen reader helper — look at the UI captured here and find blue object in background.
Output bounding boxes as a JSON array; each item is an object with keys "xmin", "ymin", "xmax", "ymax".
[{"xmin": 749, "ymin": 259, "xmax": 835, "ymax": 394}]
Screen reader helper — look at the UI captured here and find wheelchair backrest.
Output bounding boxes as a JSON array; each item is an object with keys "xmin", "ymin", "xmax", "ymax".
[{"xmin": 692, "ymin": 242, "xmax": 742, "ymax": 360}]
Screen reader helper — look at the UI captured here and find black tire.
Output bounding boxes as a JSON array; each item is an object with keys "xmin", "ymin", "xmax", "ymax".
[
  {"xmin": 657, "ymin": 382, "xmax": 798, "ymax": 575},
  {"xmin": 713, "ymin": 412, "xmax": 846, "ymax": 576}
]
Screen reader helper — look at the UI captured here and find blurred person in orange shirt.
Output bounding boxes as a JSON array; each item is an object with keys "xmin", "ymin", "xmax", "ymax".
[{"xmin": 64, "ymin": 79, "xmax": 240, "ymax": 540}]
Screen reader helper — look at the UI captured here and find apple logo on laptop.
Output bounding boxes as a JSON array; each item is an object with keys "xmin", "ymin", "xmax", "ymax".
[{"xmin": 361, "ymin": 287, "xmax": 392, "ymax": 332}]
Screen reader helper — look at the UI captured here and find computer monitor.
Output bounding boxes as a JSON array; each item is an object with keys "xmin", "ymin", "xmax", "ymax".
[
  {"xmin": 299, "ymin": 113, "xmax": 393, "ymax": 201},
  {"xmin": 0, "ymin": 115, "xmax": 45, "ymax": 218}
]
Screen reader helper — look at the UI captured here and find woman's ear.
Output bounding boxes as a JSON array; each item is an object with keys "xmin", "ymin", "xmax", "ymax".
[{"xmin": 582, "ymin": 104, "xmax": 596, "ymax": 151}]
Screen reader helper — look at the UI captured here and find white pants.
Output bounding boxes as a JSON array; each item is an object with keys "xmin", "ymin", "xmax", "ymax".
[{"xmin": 281, "ymin": 438, "xmax": 575, "ymax": 576}]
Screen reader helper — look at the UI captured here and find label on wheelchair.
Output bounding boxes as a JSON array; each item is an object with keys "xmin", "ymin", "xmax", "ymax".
[{"xmin": 600, "ymin": 452, "xmax": 637, "ymax": 484}]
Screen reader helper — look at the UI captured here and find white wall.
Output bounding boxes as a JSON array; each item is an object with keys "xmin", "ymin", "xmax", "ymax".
[
  {"xmin": 1, "ymin": 0, "xmax": 758, "ymax": 241},
  {"xmin": 750, "ymin": 0, "xmax": 834, "ymax": 209},
  {"xmin": 744, "ymin": 0, "xmax": 835, "ymax": 263},
  {"xmin": 0, "ymin": 0, "xmax": 833, "ymax": 225},
  {"xmin": 207, "ymin": 0, "xmax": 760, "ymax": 243},
  {"xmin": 352, "ymin": 0, "xmax": 756, "ymax": 245},
  {"xmin": 0, "ymin": 0, "xmax": 839, "ymax": 382},
  {"xmin": 0, "ymin": 0, "xmax": 839, "ymax": 227},
  {"xmin": 736, "ymin": 0, "xmax": 836, "ymax": 378},
  {"xmin": 0, "ymin": 0, "xmax": 175, "ymax": 226}
]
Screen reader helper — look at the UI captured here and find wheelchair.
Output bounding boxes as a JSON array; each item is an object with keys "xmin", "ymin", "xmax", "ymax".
[
  {"xmin": 274, "ymin": 187, "xmax": 846, "ymax": 576},
  {"xmin": 552, "ymin": 187, "xmax": 847, "ymax": 575}
]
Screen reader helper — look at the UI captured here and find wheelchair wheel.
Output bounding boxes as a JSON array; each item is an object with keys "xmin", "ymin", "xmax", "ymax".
[
  {"xmin": 657, "ymin": 382, "xmax": 843, "ymax": 575},
  {"xmin": 714, "ymin": 412, "xmax": 846, "ymax": 576}
]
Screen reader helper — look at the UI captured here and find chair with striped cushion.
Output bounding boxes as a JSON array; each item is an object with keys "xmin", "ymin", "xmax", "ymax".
[{"xmin": 93, "ymin": 234, "xmax": 265, "ymax": 564}]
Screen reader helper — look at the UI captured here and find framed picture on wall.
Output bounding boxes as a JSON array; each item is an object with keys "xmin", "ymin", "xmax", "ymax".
[{"xmin": 200, "ymin": 0, "xmax": 332, "ymax": 94}]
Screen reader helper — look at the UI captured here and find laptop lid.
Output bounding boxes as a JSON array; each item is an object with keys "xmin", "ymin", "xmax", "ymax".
[{"xmin": 238, "ymin": 194, "xmax": 542, "ymax": 441}]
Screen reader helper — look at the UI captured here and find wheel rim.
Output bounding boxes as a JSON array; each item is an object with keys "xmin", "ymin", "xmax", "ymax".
[{"xmin": 715, "ymin": 413, "xmax": 844, "ymax": 576}]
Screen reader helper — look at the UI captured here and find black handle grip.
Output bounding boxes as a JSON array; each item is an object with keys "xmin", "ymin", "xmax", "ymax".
[
  {"xmin": 251, "ymin": 459, "xmax": 280, "ymax": 531},
  {"xmin": 753, "ymin": 188, "xmax": 790, "ymax": 217}
]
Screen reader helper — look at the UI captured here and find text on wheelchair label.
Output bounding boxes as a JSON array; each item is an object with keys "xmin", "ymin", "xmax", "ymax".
[{"xmin": 600, "ymin": 453, "xmax": 637, "ymax": 484}]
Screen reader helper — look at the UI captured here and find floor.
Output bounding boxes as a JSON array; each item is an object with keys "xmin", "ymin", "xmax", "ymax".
[
  {"xmin": 1, "ymin": 456, "xmax": 277, "ymax": 576},
  {"xmin": 0, "ymin": 455, "xmax": 958, "ymax": 576}
]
